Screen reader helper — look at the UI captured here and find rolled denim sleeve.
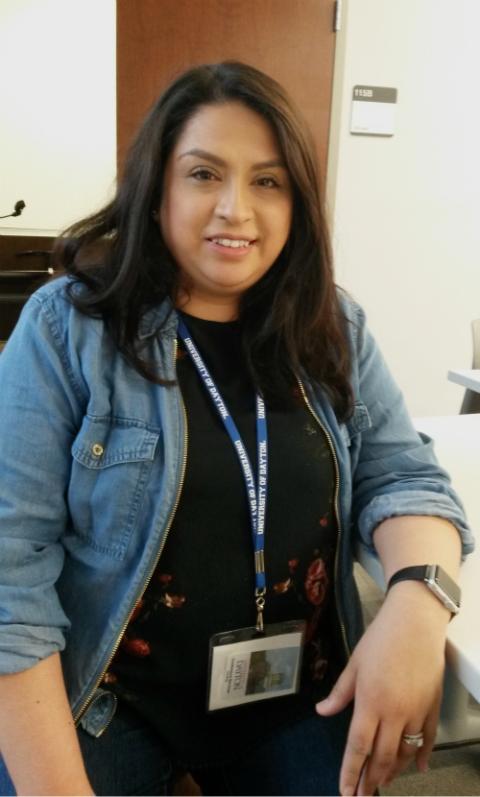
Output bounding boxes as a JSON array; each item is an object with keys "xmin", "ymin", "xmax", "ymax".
[
  {"xmin": 0, "ymin": 290, "xmax": 85, "ymax": 672},
  {"xmin": 347, "ymin": 301, "xmax": 474, "ymax": 556}
]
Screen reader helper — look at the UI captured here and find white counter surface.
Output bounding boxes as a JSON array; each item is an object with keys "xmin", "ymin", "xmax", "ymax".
[{"xmin": 448, "ymin": 369, "xmax": 480, "ymax": 393}]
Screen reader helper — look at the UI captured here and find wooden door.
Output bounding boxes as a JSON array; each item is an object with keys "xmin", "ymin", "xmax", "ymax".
[{"xmin": 117, "ymin": 0, "xmax": 338, "ymax": 183}]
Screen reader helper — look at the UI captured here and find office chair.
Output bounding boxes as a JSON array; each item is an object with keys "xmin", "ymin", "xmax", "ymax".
[{"xmin": 460, "ymin": 318, "xmax": 480, "ymax": 413}]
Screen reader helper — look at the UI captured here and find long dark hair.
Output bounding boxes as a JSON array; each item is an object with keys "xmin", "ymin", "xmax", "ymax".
[{"xmin": 56, "ymin": 61, "xmax": 353, "ymax": 419}]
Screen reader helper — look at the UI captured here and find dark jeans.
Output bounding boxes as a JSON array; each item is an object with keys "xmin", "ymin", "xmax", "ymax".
[{"xmin": 77, "ymin": 702, "xmax": 351, "ymax": 796}]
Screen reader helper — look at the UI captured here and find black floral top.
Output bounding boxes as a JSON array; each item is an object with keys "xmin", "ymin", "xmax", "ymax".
[{"xmin": 104, "ymin": 315, "xmax": 345, "ymax": 767}]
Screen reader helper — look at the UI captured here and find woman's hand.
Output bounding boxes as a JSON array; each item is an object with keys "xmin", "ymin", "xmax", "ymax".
[{"xmin": 316, "ymin": 583, "xmax": 449, "ymax": 796}]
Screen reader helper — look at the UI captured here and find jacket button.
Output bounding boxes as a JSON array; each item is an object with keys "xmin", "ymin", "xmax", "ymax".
[{"xmin": 91, "ymin": 443, "xmax": 104, "ymax": 457}]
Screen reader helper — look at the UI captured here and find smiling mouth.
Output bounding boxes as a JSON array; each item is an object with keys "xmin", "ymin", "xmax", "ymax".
[{"xmin": 207, "ymin": 237, "xmax": 256, "ymax": 249}]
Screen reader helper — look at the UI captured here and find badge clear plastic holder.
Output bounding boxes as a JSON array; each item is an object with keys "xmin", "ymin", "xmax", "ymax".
[{"xmin": 207, "ymin": 619, "xmax": 306, "ymax": 711}]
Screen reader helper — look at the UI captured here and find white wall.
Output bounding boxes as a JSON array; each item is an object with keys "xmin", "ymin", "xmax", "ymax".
[
  {"xmin": 327, "ymin": 0, "xmax": 480, "ymax": 416},
  {"xmin": 0, "ymin": 0, "xmax": 116, "ymax": 236}
]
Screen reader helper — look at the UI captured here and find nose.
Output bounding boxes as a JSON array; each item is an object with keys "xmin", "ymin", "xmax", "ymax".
[{"xmin": 214, "ymin": 179, "xmax": 252, "ymax": 224}]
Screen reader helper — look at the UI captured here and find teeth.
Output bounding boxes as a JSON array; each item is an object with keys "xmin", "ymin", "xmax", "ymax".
[{"xmin": 211, "ymin": 238, "xmax": 251, "ymax": 248}]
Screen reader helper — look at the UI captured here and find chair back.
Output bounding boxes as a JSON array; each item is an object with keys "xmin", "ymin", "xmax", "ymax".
[
  {"xmin": 471, "ymin": 318, "xmax": 480, "ymax": 368},
  {"xmin": 460, "ymin": 318, "xmax": 480, "ymax": 413}
]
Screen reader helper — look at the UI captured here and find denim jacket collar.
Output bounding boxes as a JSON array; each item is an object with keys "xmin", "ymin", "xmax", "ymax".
[{"xmin": 138, "ymin": 297, "xmax": 177, "ymax": 341}]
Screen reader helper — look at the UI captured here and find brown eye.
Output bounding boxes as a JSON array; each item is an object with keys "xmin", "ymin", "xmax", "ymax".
[
  {"xmin": 256, "ymin": 176, "xmax": 280, "ymax": 188},
  {"xmin": 191, "ymin": 169, "xmax": 217, "ymax": 181}
]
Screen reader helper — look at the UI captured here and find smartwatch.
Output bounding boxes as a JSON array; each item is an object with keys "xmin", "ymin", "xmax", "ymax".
[{"xmin": 387, "ymin": 564, "xmax": 461, "ymax": 616}]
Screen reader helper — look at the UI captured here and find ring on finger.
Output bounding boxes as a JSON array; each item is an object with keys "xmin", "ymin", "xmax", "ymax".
[{"xmin": 402, "ymin": 732, "xmax": 424, "ymax": 748}]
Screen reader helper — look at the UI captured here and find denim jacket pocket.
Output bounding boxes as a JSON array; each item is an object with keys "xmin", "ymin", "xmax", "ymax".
[{"xmin": 69, "ymin": 415, "xmax": 160, "ymax": 560}]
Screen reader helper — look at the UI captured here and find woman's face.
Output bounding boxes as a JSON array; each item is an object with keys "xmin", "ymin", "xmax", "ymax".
[{"xmin": 158, "ymin": 101, "xmax": 293, "ymax": 319}]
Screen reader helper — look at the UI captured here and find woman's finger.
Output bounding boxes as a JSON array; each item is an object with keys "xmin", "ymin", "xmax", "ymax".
[
  {"xmin": 316, "ymin": 661, "xmax": 356, "ymax": 717},
  {"xmin": 388, "ymin": 691, "xmax": 441, "ymax": 783},
  {"xmin": 356, "ymin": 721, "xmax": 409, "ymax": 795},
  {"xmin": 378, "ymin": 702, "xmax": 440, "ymax": 787},
  {"xmin": 338, "ymin": 711, "xmax": 378, "ymax": 796},
  {"xmin": 389, "ymin": 735, "xmax": 424, "ymax": 781},
  {"xmin": 416, "ymin": 690, "xmax": 442, "ymax": 772}
]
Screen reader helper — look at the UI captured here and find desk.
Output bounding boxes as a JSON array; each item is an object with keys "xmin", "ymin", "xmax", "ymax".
[
  {"xmin": 358, "ymin": 413, "xmax": 480, "ymax": 743},
  {"xmin": 0, "ymin": 267, "xmax": 54, "ymax": 340},
  {"xmin": 448, "ymin": 369, "xmax": 480, "ymax": 393}
]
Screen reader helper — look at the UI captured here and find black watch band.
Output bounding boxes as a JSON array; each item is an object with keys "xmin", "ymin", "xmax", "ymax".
[
  {"xmin": 388, "ymin": 565, "xmax": 427, "ymax": 588},
  {"xmin": 387, "ymin": 564, "xmax": 461, "ymax": 616}
]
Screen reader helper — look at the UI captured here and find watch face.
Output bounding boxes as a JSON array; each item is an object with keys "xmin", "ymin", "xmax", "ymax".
[{"xmin": 427, "ymin": 565, "xmax": 461, "ymax": 610}]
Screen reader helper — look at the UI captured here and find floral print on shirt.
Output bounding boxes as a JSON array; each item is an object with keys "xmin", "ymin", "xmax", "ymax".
[
  {"xmin": 272, "ymin": 539, "xmax": 334, "ymax": 683},
  {"xmin": 104, "ymin": 572, "xmax": 186, "ymax": 675}
]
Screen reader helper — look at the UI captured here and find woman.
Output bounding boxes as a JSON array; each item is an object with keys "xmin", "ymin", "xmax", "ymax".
[{"xmin": 0, "ymin": 62, "xmax": 473, "ymax": 796}]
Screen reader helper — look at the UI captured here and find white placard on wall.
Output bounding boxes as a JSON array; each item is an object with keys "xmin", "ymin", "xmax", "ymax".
[{"xmin": 350, "ymin": 85, "xmax": 397, "ymax": 136}]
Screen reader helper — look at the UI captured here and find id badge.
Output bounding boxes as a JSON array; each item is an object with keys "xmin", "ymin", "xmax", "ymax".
[{"xmin": 207, "ymin": 619, "xmax": 306, "ymax": 712}]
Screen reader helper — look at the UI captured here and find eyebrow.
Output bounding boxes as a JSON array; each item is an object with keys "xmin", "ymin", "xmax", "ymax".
[{"xmin": 178, "ymin": 148, "xmax": 286, "ymax": 170}]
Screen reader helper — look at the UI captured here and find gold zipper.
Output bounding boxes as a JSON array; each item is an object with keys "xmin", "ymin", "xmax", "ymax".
[
  {"xmin": 296, "ymin": 377, "xmax": 351, "ymax": 658},
  {"xmin": 74, "ymin": 338, "xmax": 189, "ymax": 726}
]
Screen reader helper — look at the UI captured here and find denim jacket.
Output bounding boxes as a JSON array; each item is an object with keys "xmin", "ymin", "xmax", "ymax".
[{"xmin": 0, "ymin": 277, "xmax": 473, "ymax": 739}]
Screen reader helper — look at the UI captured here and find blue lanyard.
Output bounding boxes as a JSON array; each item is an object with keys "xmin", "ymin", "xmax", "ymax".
[{"xmin": 177, "ymin": 316, "xmax": 268, "ymax": 631}]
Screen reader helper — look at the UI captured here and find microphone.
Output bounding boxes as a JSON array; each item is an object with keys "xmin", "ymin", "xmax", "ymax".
[
  {"xmin": 12, "ymin": 200, "xmax": 26, "ymax": 217},
  {"xmin": 0, "ymin": 200, "xmax": 26, "ymax": 220}
]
